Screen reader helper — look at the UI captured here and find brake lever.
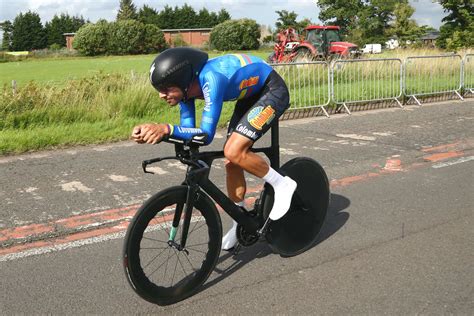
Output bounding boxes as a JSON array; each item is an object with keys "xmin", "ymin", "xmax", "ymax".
[{"xmin": 142, "ymin": 156, "xmax": 178, "ymax": 174}]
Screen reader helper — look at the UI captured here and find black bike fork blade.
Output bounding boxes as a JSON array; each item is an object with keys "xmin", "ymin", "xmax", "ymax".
[{"xmin": 179, "ymin": 185, "xmax": 198, "ymax": 249}]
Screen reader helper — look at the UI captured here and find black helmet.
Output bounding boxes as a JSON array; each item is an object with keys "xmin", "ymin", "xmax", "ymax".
[{"xmin": 149, "ymin": 47, "xmax": 208, "ymax": 94}]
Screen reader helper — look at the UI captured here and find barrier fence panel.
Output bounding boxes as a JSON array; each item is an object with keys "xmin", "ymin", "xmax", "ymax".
[
  {"xmin": 463, "ymin": 54, "xmax": 474, "ymax": 95},
  {"xmin": 404, "ymin": 54, "xmax": 464, "ymax": 105},
  {"xmin": 331, "ymin": 58, "xmax": 403, "ymax": 115},
  {"xmin": 272, "ymin": 61, "xmax": 331, "ymax": 117}
]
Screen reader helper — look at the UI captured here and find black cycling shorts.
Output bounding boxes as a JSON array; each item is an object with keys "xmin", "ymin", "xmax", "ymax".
[{"xmin": 227, "ymin": 70, "xmax": 289, "ymax": 142}]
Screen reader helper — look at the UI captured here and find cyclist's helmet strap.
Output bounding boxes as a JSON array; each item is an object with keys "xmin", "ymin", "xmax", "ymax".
[{"xmin": 149, "ymin": 47, "xmax": 209, "ymax": 99}]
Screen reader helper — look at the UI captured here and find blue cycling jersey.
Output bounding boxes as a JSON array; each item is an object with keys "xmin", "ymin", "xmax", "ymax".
[{"xmin": 168, "ymin": 54, "xmax": 273, "ymax": 145}]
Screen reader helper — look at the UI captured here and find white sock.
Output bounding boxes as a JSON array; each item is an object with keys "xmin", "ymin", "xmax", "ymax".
[
  {"xmin": 221, "ymin": 201, "xmax": 243, "ymax": 250},
  {"xmin": 263, "ymin": 168, "xmax": 297, "ymax": 221},
  {"xmin": 262, "ymin": 167, "xmax": 285, "ymax": 187}
]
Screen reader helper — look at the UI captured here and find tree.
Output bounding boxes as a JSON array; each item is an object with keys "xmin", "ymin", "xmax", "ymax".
[
  {"xmin": 197, "ymin": 8, "xmax": 212, "ymax": 28},
  {"xmin": 216, "ymin": 9, "xmax": 231, "ymax": 24},
  {"xmin": 209, "ymin": 12, "xmax": 219, "ymax": 27},
  {"xmin": 210, "ymin": 19, "xmax": 260, "ymax": 50},
  {"xmin": 275, "ymin": 10, "xmax": 311, "ymax": 33},
  {"xmin": 157, "ymin": 5, "xmax": 176, "ymax": 29},
  {"xmin": 317, "ymin": 0, "xmax": 363, "ymax": 36},
  {"xmin": 12, "ymin": 11, "xmax": 47, "ymax": 51},
  {"xmin": 142, "ymin": 24, "xmax": 167, "ymax": 53},
  {"xmin": 175, "ymin": 4, "xmax": 198, "ymax": 28},
  {"xmin": 137, "ymin": 5, "xmax": 159, "ymax": 25},
  {"xmin": 117, "ymin": 0, "xmax": 137, "ymax": 21},
  {"xmin": 45, "ymin": 13, "xmax": 86, "ymax": 47},
  {"xmin": 437, "ymin": 0, "xmax": 473, "ymax": 49},
  {"xmin": 1, "ymin": 20, "xmax": 13, "ymax": 51},
  {"xmin": 275, "ymin": 10, "xmax": 299, "ymax": 31},
  {"xmin": 389, "ymin": 2, "xmax": 423, "ymax": 46},
  {"xmin": 318, "ymin": 0, "xmax": 408, "ymax": 45}
]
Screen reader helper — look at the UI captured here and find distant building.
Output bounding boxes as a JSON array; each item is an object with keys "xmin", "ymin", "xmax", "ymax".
[
  {"xmin": 63, "ymin": 28, "xmax": 213, "ymax": 50},
  {"xmin": 162, "ymin": 28, "xmax": 212, "ymax": 48},
  {"xmin": 420, "ymin": 31, "xmax": 440, "ymax": 47},
  {"xmin": 63, "ymin": 33, "xmax": 76, "ymax": 50}
]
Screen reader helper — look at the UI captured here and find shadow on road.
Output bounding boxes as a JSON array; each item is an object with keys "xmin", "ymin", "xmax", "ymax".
[{"xmin": 200, "ymin": 193, "xmax": 350, "ymax": 292}]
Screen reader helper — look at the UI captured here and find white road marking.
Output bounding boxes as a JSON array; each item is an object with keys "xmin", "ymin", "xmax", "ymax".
[
  {"xmin": 60, "ymin": 181, "xmax": 94, "ymax": 193},
  {"xmin": 17, "ymin": 187, "xmax": 44, "ymax": 200},
  {"xmin": 328, "ymin": 140, "xmax": 350, "ymax": 144},
  {"xmin": 336, "ymin": 134, "xmax": 376, "ymax": 141},
  {"xmin": 312, "ymin": 146, "xmax": 330, "ymax": 151},
  {"xmin": 108, "ymin": 174, "xmax": 133, "ymax": 182},
  {"xmin": 146, "ymin": 166, "xmax": 168, "ymax": 174},
  {"xmin": 432, "ymin": 156, "xmax": 474, "ymax": 169},
  {"xmin": 167, "ymin": 161, "xmax": 188, "ymax": 171},
  {"xmin": 280, "ymin": 148, "xmax": 298, "ymax": 155},
  {"xmin": 0, "ymin": 231, "xmax": 128, "ymax": 262},
  {"xmin": 372, "ymin": 132, "xmax": 395, "ymax": 136},
  {"xmin": 0, "ymin": 217, "xmax": 204, "ymax": 262},
  {"xmin": 351, "ymin": 142, "xmax": 368, "ymax": 147},
  {"xmin": 92, "ymin": 142, "xmax": 135, "ymax": 152}
]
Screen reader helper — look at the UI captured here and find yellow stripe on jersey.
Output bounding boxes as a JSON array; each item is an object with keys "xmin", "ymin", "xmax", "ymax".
[{"xmin": 232, "ymin": 54, "xmax": 247, "ymax": 67}]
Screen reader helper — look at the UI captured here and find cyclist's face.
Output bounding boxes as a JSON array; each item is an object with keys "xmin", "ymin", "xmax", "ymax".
[{"xmin": 158, "ymin": 86, "xmax": 183, "ymax": 105}]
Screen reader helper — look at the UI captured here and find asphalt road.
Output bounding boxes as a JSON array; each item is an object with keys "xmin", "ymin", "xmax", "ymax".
[{"xmin": 1, "ymin": 100, "xmax": 473, "ymax": 314}]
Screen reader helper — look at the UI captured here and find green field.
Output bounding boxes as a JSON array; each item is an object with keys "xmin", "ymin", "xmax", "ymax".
[
  {"xmin": 0, "ymin": 48, "xmax": 469, "ymax": 155},
  {"xmin": 0, "ymin": 51, "xmax": 271, "ymax": 86},
  {"xmin": 0, "ymin": 55, "xmax": 155, "ymax": 86}
]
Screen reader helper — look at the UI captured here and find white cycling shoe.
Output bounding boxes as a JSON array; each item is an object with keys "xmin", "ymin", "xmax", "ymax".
[
  {"xmin": 221, "ymin": 219, "xmax": 238, "ymax": 250},
  {"xmin": 268, "ymin": 176, "xmax": 298, "ymax": 221}
]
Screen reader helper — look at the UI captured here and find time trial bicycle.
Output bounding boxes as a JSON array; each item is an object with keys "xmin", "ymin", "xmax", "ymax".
[{"xmin": 123, "ymin": 122, "xmax": 330, "ymax": 305}]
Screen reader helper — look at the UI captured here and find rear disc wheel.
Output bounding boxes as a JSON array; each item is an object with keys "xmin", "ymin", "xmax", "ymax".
[{"xmin": 262, "ymin": 157, "xmax": 330, "ymax": 257}]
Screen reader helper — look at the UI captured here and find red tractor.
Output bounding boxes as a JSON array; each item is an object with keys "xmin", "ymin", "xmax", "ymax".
[{"xmin": 268, "ymin": 25, "xmax": 360, "ymax": 63}]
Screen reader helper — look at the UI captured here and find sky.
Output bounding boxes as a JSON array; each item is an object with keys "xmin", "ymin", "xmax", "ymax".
[{"xmin": 0, "ymin": 0, "xmax": 446, "ymax": 30}]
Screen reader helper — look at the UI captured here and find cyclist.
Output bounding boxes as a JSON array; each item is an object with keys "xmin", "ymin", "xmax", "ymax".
[{"xmin": 131, "ymin": 47, "xmax": 297, "ymax": 250}]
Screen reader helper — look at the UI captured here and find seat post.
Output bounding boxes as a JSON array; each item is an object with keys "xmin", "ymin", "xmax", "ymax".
[{"xmin": 270, "ymin": 121, "xmax": 280, "ymax": 169}]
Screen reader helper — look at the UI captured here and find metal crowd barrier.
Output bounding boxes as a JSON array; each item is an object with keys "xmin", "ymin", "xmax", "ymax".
[
  {"xmin": 404, "ymin": 54, "xmax": 464, "ymax": 105},
  {"xmin": 331, "ymin": 58, "xmax": 403, "ymax": 114},
  {"xmin": 463, "ymin": 54, "xmax": 474, "ymax": 95},
  {"xmin": 271, "ymin": 61, "xmax": 331, "ymax": 117}
]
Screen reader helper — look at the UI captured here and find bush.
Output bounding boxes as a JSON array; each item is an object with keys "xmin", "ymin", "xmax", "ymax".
[
  {"xmin": 73, "ymin": 21, "xmax": 110, "ymax": 55},
  {"xmin": 109, "ymin": 20, "xmax": 143, "ymax": 55},
  {"xmin": 210, "ymin": 19, "xmax": 260, "ymax": 51},
  {"xmin": 74, "ymin": 20, "xmax": 166, "ymax": 56},
  {"xmin": 49, "ymin": 43, "xmax": 62, "ymax": 51},
  {"xmin": 172, "ymin": 34, "xmax": 188, "ymax": 47},
  {"xmin": 142, "ymin": 24, "xmax": 167, "ymax": 53}
]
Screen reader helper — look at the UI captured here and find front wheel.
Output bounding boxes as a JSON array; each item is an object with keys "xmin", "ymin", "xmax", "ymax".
[
  {"xmin": 123, "ymin": 186, "xmax": 222, "ymax": 305},
  {"xmin": 261, "ymin": 157, "xmax": 330, "ymax": 257}
]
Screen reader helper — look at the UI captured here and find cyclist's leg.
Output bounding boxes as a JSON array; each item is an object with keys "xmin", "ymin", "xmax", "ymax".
[
  {"xmin": 224, "ymin": 70, "xmax": 296, "ymax": 221},
  {"xmin": 221, "ymin": 102, "xmax": 253, "ymax": 250},
  {"xmin": 225, "ymin": 103, "xmax": 249, "ymax": 203}
]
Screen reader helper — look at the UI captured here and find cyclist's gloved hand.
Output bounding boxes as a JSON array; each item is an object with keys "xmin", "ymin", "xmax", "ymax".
[{"xmin": 131, "ymin": 123, "xmax": 170, "ymax": 144}]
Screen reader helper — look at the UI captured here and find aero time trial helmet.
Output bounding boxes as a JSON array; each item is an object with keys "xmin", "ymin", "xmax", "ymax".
[{"xmin": 149, "ymin": 47, "xmax": 208, "ymax": 94}]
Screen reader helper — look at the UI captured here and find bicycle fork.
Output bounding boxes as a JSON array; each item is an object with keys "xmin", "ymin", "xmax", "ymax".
[{"xmin": 167, "ymin": 184, "xmax": 199, "ymax": 253}]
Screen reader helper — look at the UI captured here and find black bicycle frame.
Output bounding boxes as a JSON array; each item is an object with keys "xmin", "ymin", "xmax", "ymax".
[{"xmin": 144, "ymin": 123, "xmax": 281, "ymax": 249}]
